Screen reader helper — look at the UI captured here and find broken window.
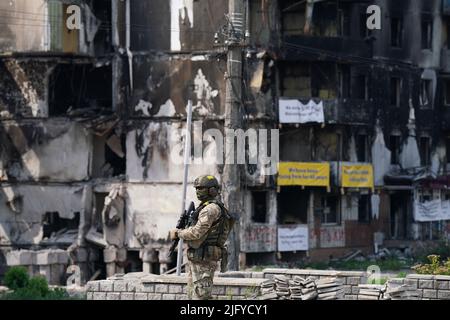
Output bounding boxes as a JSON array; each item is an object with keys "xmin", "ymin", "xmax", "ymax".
[
  {"xmin": 421, "ymin": 17, "xmax": 433, "ymax": 50},
  {"xmin": 311, "ymin": 63, "xmax": 337, "ymax": 99},
  {"xmin": 419, "ymin": 136, "xmax": 431, "ymax": 166},
  {"xmin": 446, "ymin": 18, "xmax": 450, "ymax": 49},
  {"xmin": 318, "ymin": 194, "xmax": 339, "ymax": 225},
  {"xmin": 358, "ymin": 195, "xmax": 371, "ymax": 223},
  {"xmin": 356, "ymin": 134, "xmax": 368, "ymax": 162},
  {"xmin": 313, "ymin": 2, "xmax": 338, "ymax": 37},
  {"xmin": 278, "ymin": 187, "xmax": 308, "ymax": 224},
  {"xmin": 420, "ymin": 80, "xmax": 432, "ymax": 108},
  {"xmin": 42, "ymin": 212, "xmax": 80, "ymax": 239},
  {"xmin": 390, "ymin": 135, "xmax": 401, "ymax": 165},
  {"xmin": 338, "ymin": 65, "xmax": 350, "ymax": 98},
  {"xmin": 252, "ymin": 191, "xmax": 267, "ymax": 223},
  {"xmin": 446, "ymin": 137, "xmax": 450, "ymax": 164},
  {"xmin": 390, "ymin": 77, "xmax": 401, "ymax": 107},
  {"xmin": 360, "ymin": 12, "xmax": 371, "ymax": 39},
  {"xmin": 444, "ymin": 79, "xmax": 450, "ymax": 106},
  {"xmin": 281, "ymin": 0, "xmax": 307, "ymax": 36},
  {"xmin": 280, "ymin": 62, "xmax": 311, "ymax": 97},
  {"xmin": 93, "ymin": 133, "xmax": 126, "ymax": 178},
  {"xmin": 390, "ymin": 17, "xmax": 403, "ymax": 48},
  {"xmin": 338, "ymin": 6, "xmax": 351, "ymax": 37},
  {"xmin": 48, "ymin": 64, "xmax": 112, "ymax": 116},
  {"xmin": 352, "ymin": 74, "xmax": 369, "ymax": 100}
]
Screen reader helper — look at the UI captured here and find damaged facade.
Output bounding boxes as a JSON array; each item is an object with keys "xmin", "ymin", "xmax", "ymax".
[{"xmin": 2, "ymin": 0, "xmax": 450, "ymax": 284}]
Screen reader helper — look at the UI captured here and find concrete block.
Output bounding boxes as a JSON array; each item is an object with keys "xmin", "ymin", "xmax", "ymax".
[
  {"xmin": 351, "ymin": 286, "xmax": 360, "ymax": 294},
  {"xmin": 55, "ymin": 250, "xmax": 69, "ymax": 264},
  {"xmin": 168, "ymin": 285, "xmax": 183, "ymax": 294},
  {"xmin": 75, "ymin": 248, "xmax": 88, "ymax": 263},
  {"xmin": 162, "ymin": 294, "xmax": 176, "ymax": 300},
  {"xmin": 141, "ymin": 284, "xmax": 155, "ymax": 293},
  {"xmin": 106, "ymin": 263, "xmax": 116, "ymax": 278},
  {"xmin": 114, "ymin": 280, "xmax": 127, "ymax": 292},
  {"xmin": 147, "ymin": 293, "xmax": 162, "ymax": 300},
  {"xmin": 86, "ymin": 292, "xmax": 93, "ymax": 300},
  {"xmin": 176, "ymin": 294, "xmax": 188, "ymax": 300},
  {"xmin": 347, "ymin": 277, "xmax": 360, "ymax": 285},
  {"xmin": 93, "ymin": 292, "xmax": 106, "ymax": 300},
  {"xmin": 127, "ymin": 280, "xmax": 142, "ymax": 292},
  {"xmin": 106, "ymin": 293, "xmax": 121, "ymax": 300},
  {"xmin": 407, "ymin": 274, "xmax": 434, "ymax": 280},
  {"xmin": 155, "ymin": 284, "xmax": 169, "ymax": 293},
  {"xmin": 422, "ymin": 289, "xmax": 437, "ymax": 299},
  {"xmin": 99, "ymin": 280, "xmax": 113, "ymax": 292},
  {"xmin": 121, "ymin": 293, "xmax": 135, "ymax": 300},
  {"xmin": 39, "ymin": 265, "xmax": 52, "ymax": 283},
  {"xmin": 212, "ymin": 285, "xmax": 226, "ymax": 295},
  {"xmin": 343, "ymin": 285, "xmax": 352, "ymax": 294},
  {"xmin": 116, "ymin": 248, "xmax": 127, "ymax": 262},
  {"xmin": 404, "ymin": 279, "xmax": 418, "ymax": 289},
  {"xmin": 436, "ymin": 281, "xmax": 450, "ymax": 290},
  {"xmin": 438, "ymin": 290, "xmax": 450, "ymax": 300},
  {"xmin": 6, "ymin": 250, "xmax": 36, "ymax": 266},
  {"xmin": 218, "ymin": 295, "xmax": 230, "ymax": 300},
  {"xmin": 86, "ymin": 281, "xmax": 99, "ymax": 292},
  {"xmin": 103, "ymin": 248, "xmax": 117, "ymax": 263},
  {"xmin": 225, "ymin": 287, "xmax": 240, "ymax": 296},
  {"xmin": 135, "ymin": 293, "xmax": 148, "ymax": 300},
  {"xmin": 419, "ymin": 280, "xmax": 434, "ymax": 289}
]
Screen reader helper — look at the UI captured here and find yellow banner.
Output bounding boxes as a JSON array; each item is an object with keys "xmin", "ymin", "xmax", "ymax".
[
  {"xmin": 341, "ymin": 164, "xmax": 374, "ymax": 189},
  {"xmin": 278, "ymin": 162, "xmax": 330, "ymax": 187}
]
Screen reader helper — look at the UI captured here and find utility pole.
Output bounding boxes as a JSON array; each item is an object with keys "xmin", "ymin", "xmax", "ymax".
[{"xmin": 223, "ymin": 0, "xmax": 244, "ymax": 271}]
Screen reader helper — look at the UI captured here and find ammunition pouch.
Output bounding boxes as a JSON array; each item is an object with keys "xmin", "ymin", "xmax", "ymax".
[
  {"xmin": 187, "ymin": 245, "xmax": 223, "ymax": 263},
  {"xmin": 220, "ymin": 246, "xmax": 228, "ymax": 273}
]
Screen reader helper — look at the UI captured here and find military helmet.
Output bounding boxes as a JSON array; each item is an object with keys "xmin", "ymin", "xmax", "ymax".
[
  {"xmin": 194, "ymin": 175, "xmax": 220, "ymax": 201},
  {"xmin": 194, "ymin": 175, "xmax": 219, "ymax": 189}
]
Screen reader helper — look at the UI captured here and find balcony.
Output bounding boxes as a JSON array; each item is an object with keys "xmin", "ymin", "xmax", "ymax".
[{"xmin": 282, "ymin": 36, "xmax": 373, "ymax": 62}]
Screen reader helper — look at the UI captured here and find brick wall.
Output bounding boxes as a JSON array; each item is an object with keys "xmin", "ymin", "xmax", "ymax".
[
  {"xmin": 388, "ymin": 274, "xmax": 450, "ymax": 300},
  {"xmin": 86, "ymin": 272, "xmax": 264, "ymax": 300}
]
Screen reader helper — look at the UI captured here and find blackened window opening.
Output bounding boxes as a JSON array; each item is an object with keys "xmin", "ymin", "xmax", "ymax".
[{"xmin": 252, "ymin": 191, "xmax": 267, "ymax": 223}]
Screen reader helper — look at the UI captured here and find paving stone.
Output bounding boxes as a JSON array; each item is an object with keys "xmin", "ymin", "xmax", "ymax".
[
  {"xmin": 135, "ymin": 293, "xmax": 148, "ymax": 300},
  {"xmin": 93, "ymin": 292, "xmax": 106, "ymax": 300},
  {"xmin": 422, "ymin": 289, "xmax": 437, "ymax": 299},
  {"xmin": 99, "ymin": 280, "xmax": 113, "ymax": 292},
  {"xmin": 113, "ymin": 281, "xmax": 127, "ymax": 292},
  {"xmin": 155, "ymin": 284, "xmax": 169, "ymax": 293},
  {"xmin": 106, "ymin": 293, "xmax": 120, "ymax": 300},
  {"xmin": 120, "ymin": 293, "xmax": 135, "ymax": 300},
  {"xmin": 438, "ymin": 290, "xmax": 450, "ymax": 300},
  {"xmin": 436, "ymin": 281, "xmax": 450, "ymax": 290}
]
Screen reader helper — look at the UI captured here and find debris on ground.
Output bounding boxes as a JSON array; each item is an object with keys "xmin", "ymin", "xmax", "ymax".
[
  {"xmin": 259, "ymin": 276, "xmax": 344, "ymax": 300},
  {"xmin": 357, "ymin": 284, "xmax": 387, "ymax": 300}
]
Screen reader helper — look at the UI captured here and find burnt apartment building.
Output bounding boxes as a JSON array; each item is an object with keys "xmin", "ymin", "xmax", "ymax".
[{"xmin": 1, "ymin": 0, "xmax": 450, "ymax": 284}]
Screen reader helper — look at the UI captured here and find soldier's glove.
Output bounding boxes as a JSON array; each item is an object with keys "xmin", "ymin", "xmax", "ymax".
[{"xmin": 169, "ymin": 229, "xmax": 179, "ymax": 240}]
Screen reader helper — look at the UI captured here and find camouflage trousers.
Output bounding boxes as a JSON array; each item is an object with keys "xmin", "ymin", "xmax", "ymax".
[{"xmin": 187, "ymin": 259, "xmax": 218, "ymax": 300}]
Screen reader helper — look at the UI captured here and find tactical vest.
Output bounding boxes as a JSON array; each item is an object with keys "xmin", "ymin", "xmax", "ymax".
[{"xmin": 187, "ymin": 199, "xmax": 233, "ymax": 263}]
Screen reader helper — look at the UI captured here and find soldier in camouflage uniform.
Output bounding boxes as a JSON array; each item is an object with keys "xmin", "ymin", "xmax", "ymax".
[{"xmin": 169, "ymin": 175, "xmax": 234, "ymax": 300}]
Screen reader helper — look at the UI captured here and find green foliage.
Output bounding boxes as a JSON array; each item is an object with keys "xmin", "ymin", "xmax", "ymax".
[
  {"xmin": 414, "ymin": 241, "xmax": 450, "ymax": 263},
  {"xmin": 1, "ymin": 271, "xmax": 75, "ymax": 300},
  {"xmin": 3, "ymin": 266, "xmax": 29, "ymax": 291},
  {"xmin": 396, "ymin": 271, "xmax": 407, "ymax": 278},
  {"xmin": 369, "ymin": 277, "xmax": 388, "ymax": 285},
  {"xmin": 412, "ymin": 255, "xmax": 450, "ymax": 276},
  {"xmin": 26, "ymin": 276, "xmax": 50, "ymax": 297}
]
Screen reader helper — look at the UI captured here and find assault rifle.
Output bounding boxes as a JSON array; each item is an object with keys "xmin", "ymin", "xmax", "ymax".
[{"xmin": 168, "ymin": 201, "xmax": 196, "ymax": 258}]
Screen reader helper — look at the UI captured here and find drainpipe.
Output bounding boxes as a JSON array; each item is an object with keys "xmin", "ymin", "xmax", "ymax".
[{"xmin": 126, "ymin": 0, "xmax": 133, "ymax": 91}]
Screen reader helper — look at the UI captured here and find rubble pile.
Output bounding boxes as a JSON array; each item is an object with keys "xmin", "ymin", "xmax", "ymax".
[
  {"xmin": 316, "ymin": 277, "xmax": 345, "ymax": 300},
  {"xmin": 357, "ymin": 284, "xmax": 387, "ymax": 300},
  {"xmin": 260, "ymin": 276, "xmax": 344, "ymax": 300},
  {"xmin": 259, "ymin": 279, "xmax": 278, "ymax": 300},
  {"xmin": 385, "ymin": 283, "xmax": 419, "ymax": 300}
]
